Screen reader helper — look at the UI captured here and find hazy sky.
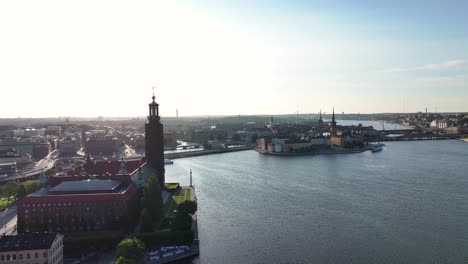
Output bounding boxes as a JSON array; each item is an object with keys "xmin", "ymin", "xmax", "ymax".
[{"xmin": 1, "ymin": 0, "xmax": 467, "ymax": 117}]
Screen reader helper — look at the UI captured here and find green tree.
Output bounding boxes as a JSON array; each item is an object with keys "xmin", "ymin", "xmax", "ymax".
[
  {"xmin": 140, "ymin": 208, "xmax": 154, "ymax": 232},
  {"xmin": 23, "ymin": 180, "xmax": 39, "ymax": 194},
  {"xmin": 2, "ymin": 181, "xmax": 18, "ymax": 203},
  {"xmin": 143, "ymin": 176, "xmax": 163, "ymax": 225},
  {"xmin": 112, "ymin": 256, "xmax": 136, "ymax": 264},
  {"xmin": 116, "ymin": 237, "xmax": 145, "ymax": 263},
  {"xmin": 232, "ymin": 133, "xmax": 241, "ymax": 141},
  {"xmin": 251, "ymin": 133, "xmax": 259, "ymax": 143},
  {"xmin": 174, "ymin": 201, "xmax": 197, "ymax": 230},
  {"xmin": 17, "ymin": 184, "xmax": 27, "ymax": 200}
]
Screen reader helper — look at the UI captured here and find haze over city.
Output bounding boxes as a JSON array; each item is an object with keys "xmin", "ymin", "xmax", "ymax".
[{"xmin": 1, "ymin": 0, "xmax": 467, "ymax": 118}]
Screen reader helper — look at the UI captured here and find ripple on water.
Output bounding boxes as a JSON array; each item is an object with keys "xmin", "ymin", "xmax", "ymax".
[{"xmin": 168, "ymin": 140, "xmax": 468, "ymax": 264}]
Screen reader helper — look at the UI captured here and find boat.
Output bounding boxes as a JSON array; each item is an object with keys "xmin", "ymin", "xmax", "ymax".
[
  {"xmin": 371, "ymin": 143, "xmax": 383, "ymax": 152},
  {"xmin": 164, "ymin": 159, "xmax": 174, "ymax": 165}
]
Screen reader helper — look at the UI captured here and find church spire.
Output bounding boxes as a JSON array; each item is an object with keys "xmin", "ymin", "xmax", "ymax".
[
  {"xmin": 332, "ymin": 107, "xmax": 335, "ymax": 122},
  {"xmin": 118, "ymin": 157, "xmax": 127, "ymax": 175},
  {"xmin": 39, "ymin": 169, "xmax": 46, "ymax": 188},
  {"xmin": 330, "ymin": 107, "xmax": 337, "ymax": 136},
  {"xmin": 136, "ymin": 166, "xmax": 145, "ymax": 188}
]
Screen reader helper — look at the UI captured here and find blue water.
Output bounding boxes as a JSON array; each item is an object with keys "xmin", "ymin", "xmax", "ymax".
[{"xmin": 166, "ymin": 140, "xmax": 468, "ymax": 263}]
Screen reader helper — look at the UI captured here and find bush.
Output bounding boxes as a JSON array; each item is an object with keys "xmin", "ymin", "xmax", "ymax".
[{"xmin": 116, "ymin": 237, "xmax": 145, "ymax": 263}]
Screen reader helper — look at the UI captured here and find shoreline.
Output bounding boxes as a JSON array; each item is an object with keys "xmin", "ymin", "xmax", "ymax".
[
  {"xmin": 165, "ymin": 146, "xmax": 253, "ymax": 160},
  {"xmin": 255, "ymin": 146, "xmax": 373, "ymax": 156}
]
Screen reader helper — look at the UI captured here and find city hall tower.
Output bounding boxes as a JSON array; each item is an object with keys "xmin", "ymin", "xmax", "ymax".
[{"xmin": 145, "ymin": 92, "xmax": 165, "ymax": 188}]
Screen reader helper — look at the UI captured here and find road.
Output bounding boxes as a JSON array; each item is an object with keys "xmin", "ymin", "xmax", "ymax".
[{"xmin": 0, "ymin": 205, "xmax": 17, "ymax": 235}]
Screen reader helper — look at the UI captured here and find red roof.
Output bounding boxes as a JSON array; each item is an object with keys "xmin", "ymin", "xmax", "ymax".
[{"xmin": 21, "ymin": 184, "xmax": 138, "ymax": 204}]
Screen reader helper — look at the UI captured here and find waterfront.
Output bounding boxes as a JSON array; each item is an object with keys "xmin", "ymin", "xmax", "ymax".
[{"xmin": 166, "ymin": 140, "xmax": 468, "ymax": 264}]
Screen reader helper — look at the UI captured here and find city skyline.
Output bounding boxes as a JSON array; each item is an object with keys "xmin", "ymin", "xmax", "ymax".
[{"xmin": 1, "ymin": 0, "xmax": 467, "ymax": 118}]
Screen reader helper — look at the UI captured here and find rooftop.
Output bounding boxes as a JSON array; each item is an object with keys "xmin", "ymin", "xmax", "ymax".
[
  {"xmin": 0, "ymin": 233, "xmax": 59, "ymax": 252},
  {"xmin": 49, "ymin": 179, "xmax": 122, "ymax": 194}
]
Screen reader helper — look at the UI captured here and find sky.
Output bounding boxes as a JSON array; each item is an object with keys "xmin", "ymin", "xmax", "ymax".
[{"xmin": 0, "ymin": 0, "xmax": 467, "ymax": 118}]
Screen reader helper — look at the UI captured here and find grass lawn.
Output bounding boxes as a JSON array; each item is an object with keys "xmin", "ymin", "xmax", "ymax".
[
  {"xmin": 166, "ymin": 183, "xmax": 180, "ymax": 190},
  {"xmin": 163, "ymin": 188, "xmax": 191, "ymax": 219},
  {"xmin": 0, "ymin": 198, "xmax": 14, "ymax": 211},
  {"xmin": 173, "ymin": 188, "xmax": 191, "ymax": 204}
]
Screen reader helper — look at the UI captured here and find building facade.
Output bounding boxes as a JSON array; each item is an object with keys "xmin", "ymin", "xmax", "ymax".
[
  {"xmin": 0, "ymin": 233, "xmax": 63, "ymax": 264},
  {"xmin": 85, "ymin": 135, "xmax": 118, "ymax": 155}
]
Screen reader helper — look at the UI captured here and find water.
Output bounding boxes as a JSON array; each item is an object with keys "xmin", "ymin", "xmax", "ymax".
[{"xmin": 166, "ymin": 140, "xmax": 468, "ymax": 263}]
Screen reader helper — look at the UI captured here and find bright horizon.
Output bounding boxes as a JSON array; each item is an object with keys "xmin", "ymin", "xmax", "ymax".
[{"xmin": 1, "ymin": 1, "xmax": 467, "ymax": 118}]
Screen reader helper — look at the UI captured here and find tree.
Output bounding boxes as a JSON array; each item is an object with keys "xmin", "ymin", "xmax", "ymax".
[
  {"xmin": 174, "ymin": 201, "xmax": 197, "ymax": 230},
  {"xmin": 116, "ymin": 237, "xmax": 145, "ymax": 263},
  {"xmin": 251, "ymin": 133, "xmax": 259, "ymax": 143},
  {"xmin": 140, "ymin": 208, "xmax": 154, "ymax": 233},
  {"xmin": 2, "ymin": 181, "xmax": 18, "ymax": 203},
  {"xmin": 112, "ymin": 256, "xmax": 136, "ymax": 264},
  {"xmin": 23, "ymin": 180, "xmax": 39, "ymax": 194},
  {"xmin": 17, "ymin": 184, "xmax": 27, "ymax": 200},
  {"xmin": 143, "ymin": 176, "xmax": 163, "ymax": 225},
  {"xmin": 232, "ymin": 133, "xmax": 241, "ymax": 141}
]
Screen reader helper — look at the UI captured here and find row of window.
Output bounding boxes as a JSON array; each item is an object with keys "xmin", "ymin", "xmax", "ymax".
[
  {"xmin": 23, "ymin": 201, "xmax": 124, "ymax": 207},
  {"xmin": 0, "ymin": 251, "xmax": 46, "ymax": 261}
]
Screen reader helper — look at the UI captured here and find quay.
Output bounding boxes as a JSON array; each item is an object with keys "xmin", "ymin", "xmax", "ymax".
[
  {"xmin": 256, "ymin": 146, "xmax": 372, "ymax": 156},
  {"xmin": 368, "ymin": 135, "xmax": 460, "ymax": 142},
  {"xmin": 165, "ymin": 146, "xmax": 253, "ymax": 160}
]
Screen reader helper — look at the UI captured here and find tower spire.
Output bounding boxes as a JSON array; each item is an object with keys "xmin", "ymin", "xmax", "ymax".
[
  {"xmin": 332, "ymin": 107, "xmax": 335, "ymax": 122},
  {"xmin": 39, "ymin": 169, "xmax": 46, "ymax": 188},
  {"xmin": 148, "ymin": 88, "xmax": 160, "ymax": 123},
  {"xmin": 330, "ymin": 106, "xmax": 337, "ymax": 137}
]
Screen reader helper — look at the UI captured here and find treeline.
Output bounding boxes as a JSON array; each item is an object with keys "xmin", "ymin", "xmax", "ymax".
[{"xmin": 0, "ymin": 180, "xmax": 40, "ymax": 209}]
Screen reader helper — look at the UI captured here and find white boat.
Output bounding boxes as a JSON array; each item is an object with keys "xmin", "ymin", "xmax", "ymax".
[
  {"xmin": 164, "ymin": 159, "xmax": 174, "ymax": 165},
  {"xmin": 371, "ymin": 143, "xmax": 383, "ymax": 152}
]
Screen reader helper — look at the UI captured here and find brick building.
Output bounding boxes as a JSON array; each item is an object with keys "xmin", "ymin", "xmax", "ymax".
[{"xmin": 17, "ymin": 93, "xmax": 166, "ymax": 233}]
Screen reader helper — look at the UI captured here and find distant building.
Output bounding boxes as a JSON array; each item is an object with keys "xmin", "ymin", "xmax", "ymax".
[
  {"xmin": 85, "ymin": 135, "xmax": 117, "ymax": 155},
  {"xmin": 45, "ymin": 126, "xmax": 62, "ymax": 136},
  {"xmin": 311, "ymin": 137, "xmax": 330, "ymax": 145},
  {"xmin": 23, "ymin": 128, "xmax": 40, "ymax": 137},
  {"xmin": 256, "ymin": 138, "xmax": 271, "ymax": 152},
  {"xmin": 0, "ymin": 148, "xmax": 31, "ymax": 165},
  {"xmin": 33, "ymin": 141, "xmax": 51, "ymax": 160},
  {"xmin": 281, "ymin": 141, "xmax": 312, "ymax": 153},
  {"xmin": 164, "ymin": 131, "xmax": 177, "ymax": 147},
  {"xmin": 58, "ymin": 137, "xmax": 77, "ymax": 156},
  {"xmin": 0, "ymin": 138, "xmax": 33, "ymax": 156},
  {"xmin": 0, "ymin": 161, "xmax": 17, "ymax": 176},
  {"xmin": 430, "ymin": 120, "xmax": 448, "ymax": 129},
  {"xmin": 0, "ymin": 233, "xmax": 63, "ymax": 264}
]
